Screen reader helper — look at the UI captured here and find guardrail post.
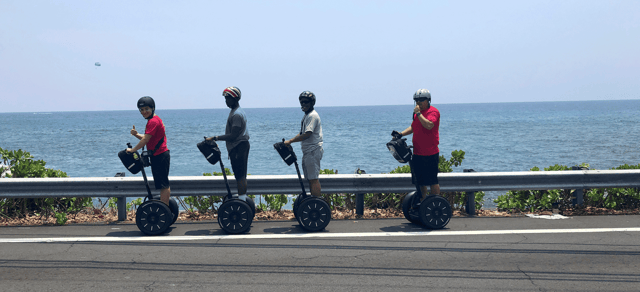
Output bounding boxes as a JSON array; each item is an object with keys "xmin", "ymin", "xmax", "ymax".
[
  {"xmin": 117, "ymin": 197, "xmax": 126, "ymax": 221},
  {"xmin": 573, "ymin": 189, "xmax": 584, "ymax": 206},
  {"xmin": 570, "ymin": 166, "xmax": 588, "ymax": 206},
  {"xmin": 466, "ymin": 192, "xmax": 476, "ymax": 216},
  {"xmin": 355, "ymin": 168, "xmax": 366, "ymax": 216},
  {"xmin": 356, "ymin": 193, "xmax": 364, "ymax": 216},
  {"xmin": 463, "ymin": 169, "xmax": 476, "ymax": 216}
]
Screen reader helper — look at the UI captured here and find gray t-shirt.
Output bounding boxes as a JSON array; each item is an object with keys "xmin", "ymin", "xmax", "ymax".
[
  {"xmin": 300, "ymin": 110, "xmax": 323, "ymax": 153},
  {"xmin": 225, "ymin": 106, "xmax": 250, "ymax": 150}
]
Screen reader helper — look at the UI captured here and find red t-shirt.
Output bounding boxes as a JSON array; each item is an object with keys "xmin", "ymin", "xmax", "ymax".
[
  {"xmin": 412, "ymin": 106, "xmax": 440, "ymax": 156},
  {"xmin": 145, "ymin": 115, "xmax": 168, "ymax": 156}
]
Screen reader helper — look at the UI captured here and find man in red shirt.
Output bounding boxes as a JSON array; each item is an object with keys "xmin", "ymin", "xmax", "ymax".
[
  {"xmin": 394, "ymin": 89, "xmax": 440, "ymax": 200},
  {"xmin": 126, "ymin": 96, "xmax": 171, "ymax": 206}
]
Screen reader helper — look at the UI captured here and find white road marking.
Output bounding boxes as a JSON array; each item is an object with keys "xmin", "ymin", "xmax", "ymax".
[
  {"xmin": 526, "ymin": 214, "xmax": 570, "ymax": 220},
  {"xmin": 1, "ymin": 227, "xmax": 639, "ymax": 243}
]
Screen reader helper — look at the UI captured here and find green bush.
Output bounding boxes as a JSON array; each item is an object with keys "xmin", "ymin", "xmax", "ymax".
[
  {"xmin": 181, "ymin": 168, "xmax": 234, "ymax": 214},
  {"xmin": 584, "ymin": 164, "xmax": 640, "ymax": 209},
  {"xmin": 262, "ymin": 194, "xmax": 288, "ymax": 211},
  {"xmin": 494, "ymin": 163, "xmax": 640, "ymax": 212},
  {"xmin": 0, "ymin": 147, "xmax": 92, "ymax": 222}
]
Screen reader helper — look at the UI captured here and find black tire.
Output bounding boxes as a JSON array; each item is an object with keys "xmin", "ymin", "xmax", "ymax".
[
  {"xmin": 152, "ymin": 195, "xmax": 179, "ymax": 225},
  {"xmin": 218, "ymin": 199, "xmax": 253, "ymax": 234},
  {"xmin": 136, "ymin": 201, "xmax": 172, "ymax": 235},
  {"xmin": 293, "ymin": 194, "xmax": 303, "ymax": 223},
  {"xmin": 245, "ymin": 196, "xmax": 256, "ymax": 217},
  {"xmin": 297, "ymin": 197, "xmax": 331, "ymax": 232},
  {"xmin": 419, "ymin": 195, "xmax": 452, "ymax": 229},
  {"xmin": 401, "ymin": 192, "xmax": 421, "ymax": 224}
]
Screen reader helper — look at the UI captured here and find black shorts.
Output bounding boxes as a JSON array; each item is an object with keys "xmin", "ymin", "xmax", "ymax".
[
  {"xmin": 229, "ymin": 141, "xmax": 250, "ymax": 180},
  {"xmin": 150, "ymin": 150, "xmax": 170, "ymax": 190},
  {"xmin": 411, "ymin": 153, "xmax": 439, "ymax": 186}
]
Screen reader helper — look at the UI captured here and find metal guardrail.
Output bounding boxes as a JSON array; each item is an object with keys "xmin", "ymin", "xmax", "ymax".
[{"xmin": 1, "ymin": 170, "xmax": 639, "ymax": 219}]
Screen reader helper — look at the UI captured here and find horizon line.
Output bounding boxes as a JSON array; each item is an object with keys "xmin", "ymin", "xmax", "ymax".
[{"xmin": 1, "ymin": 99, "xmax": 639, "ymax": 114}]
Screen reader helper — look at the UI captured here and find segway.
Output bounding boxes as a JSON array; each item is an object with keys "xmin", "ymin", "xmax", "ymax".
[
  {"xmin": 387, "ymin": 132, "xmax": 451, "ymax": 229},
  {"xmin": 197, "ymin": 138, "xmax": 255, "ymax": 234},
  {"xmin": 118, "ymin": 143, "xmax": 179, "ymax": 235},
  {"xmin": 274, "ymin": 139, "xmax": 331, "ymax": 231}
]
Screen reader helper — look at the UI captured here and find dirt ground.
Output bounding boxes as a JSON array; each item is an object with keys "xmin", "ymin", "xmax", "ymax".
[{"xmin": 1, "ymin": 206, "xmax": 637, "ymax": 227}]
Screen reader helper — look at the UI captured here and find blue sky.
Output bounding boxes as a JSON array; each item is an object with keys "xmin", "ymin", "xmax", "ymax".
[{"xmin": 1, "ymin": 0, "xmax": 638, "ymax": 112}]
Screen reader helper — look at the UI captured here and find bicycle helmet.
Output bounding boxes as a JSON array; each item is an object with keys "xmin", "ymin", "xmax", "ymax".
[
  {"xmin": 413, "ymin": 89, "xmax": 431, "ymax": 103},
  {"xmin": 223, "ymin": 86, "xmax": 241, "ymax": 101},
  {"xmin": 137, "ymin": 96, "xmax": 155, "ymax": 119},
  {"xmin": 299, "ymin": 91, "xmax": 316, "ymax": 106}
]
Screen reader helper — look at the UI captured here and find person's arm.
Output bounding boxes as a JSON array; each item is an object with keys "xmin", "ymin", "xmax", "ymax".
[
  {"xmin": 413, "ymin": 105, "xmax": 435, "ymax": 130},
  {"xmin": 210, "ymin": 125, "xmax": 242, "ymax": 142},
  {"xmin": 284, "ymin": 131, "xmax": 312, "ymax": 146},
  {"xmin": 398, "ymin": 126, "xmax": 413, "ymax": 137},
  {"xmin": 127, "ymin": 134, "xmax": 152, "ymax": 153},
  {"xmin": 130, "ymin": 125, "xmax": 144, "ymax": 140}
]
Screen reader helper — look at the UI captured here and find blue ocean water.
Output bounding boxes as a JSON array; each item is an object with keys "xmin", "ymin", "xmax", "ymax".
[{"xmin": 2, "ymin": 100, "xmax": 640, "ymax": 207}]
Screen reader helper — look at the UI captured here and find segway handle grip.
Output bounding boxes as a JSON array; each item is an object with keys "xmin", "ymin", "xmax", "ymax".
[{"xmin": 391, "ymin": 130, "xmax": 402, "ymax": 140}]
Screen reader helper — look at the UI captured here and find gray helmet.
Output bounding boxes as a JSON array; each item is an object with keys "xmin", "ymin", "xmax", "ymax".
[
  {"xmin": 137, "ymin": 96, "xmax": 155, "ymax": 119},
  {"xmin": 299, "ymin": 91, "xmax": 316, "ymax": 106},
  {"xmin": 413, "ymin": 89, "xmax": 431, "ymax": 103}
]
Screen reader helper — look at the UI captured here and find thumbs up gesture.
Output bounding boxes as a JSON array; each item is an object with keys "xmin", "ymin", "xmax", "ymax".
[{"xmin": 130, "ymin": 125, "xmax": 138, "ymax": 136}]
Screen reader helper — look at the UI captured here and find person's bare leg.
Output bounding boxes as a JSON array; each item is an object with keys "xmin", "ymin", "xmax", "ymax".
[
  {"xmin": 309, "ymin": 179, "xmax": 321, "ymax": 197},
  {"xmin": 237, "ymin": 178, "xmax": 247, "ymax": 195},
  {"xmin": 420, "ymin": 185, "xmax": 429, "ymax": 200},
  {"xmin": 160, "ymin": 187, "xmax": 171, "ymax": 205},
  {"xmin": 430, "ymin": 184, "xmax": 440, "ymax": 195}
]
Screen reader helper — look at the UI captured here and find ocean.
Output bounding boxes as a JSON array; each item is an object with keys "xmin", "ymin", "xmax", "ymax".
[{"xmin": 2, "ymin": 100, "xmax": 639, "ymax": 207}]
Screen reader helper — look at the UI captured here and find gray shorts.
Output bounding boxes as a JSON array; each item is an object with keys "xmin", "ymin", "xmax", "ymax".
[{"xmin": 302, "ymin": 148, "xmax": 323, "ymax": 180}]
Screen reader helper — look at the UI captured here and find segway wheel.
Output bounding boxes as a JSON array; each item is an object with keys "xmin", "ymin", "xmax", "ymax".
[
  {"xmin": 246, "ymin": 196, "xmax": 256, "ymax": 218},
  {"xmin": 152, "ymin": 195, "xmax": 180, "ymax": 226},
  {"xmin": 218, "ymin": 199, "xmax": 253, "ymax": 234},
  {"xmin": 419, "ymin": 196, "xmax": 452, "ymax": 229},
  {"xmin": 136, "ymin": 201, "xmax": 173, "ymax": 236},
  {"xmin": 297, "ymin": 197, "xmax": 331, "ymax": 232},
  {"xmin": 292, "ymin": 194, "xmax": 303, "ymax": 223},
  {"xmin": 401, "ymin": 192, "xmax": 421, "ymax": 224}
]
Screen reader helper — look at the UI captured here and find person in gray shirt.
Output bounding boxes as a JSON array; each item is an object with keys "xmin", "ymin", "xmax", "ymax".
[
  {"xmin": 207, "ymin": 86, "xmax": 250, "ymax": 197},
  {"xmin": 284, "ymin": 91, "xmax": 323, "ymax": 197}
]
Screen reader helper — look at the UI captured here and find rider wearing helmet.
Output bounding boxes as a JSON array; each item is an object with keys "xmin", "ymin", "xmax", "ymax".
[
  {"xmin": 392, "ymin": 89, "xmax": 440, "ymax": 200},
  {"xmin": 207, "ymin": 86, "xmax": 250, "ymax": 197},
  {"xmin": 284, "ymin": 91, "xmax": 324, "ymax": 197},
  {"xmin": 127, "ymin": 96, "xmax": 172, "ymax": 205}
]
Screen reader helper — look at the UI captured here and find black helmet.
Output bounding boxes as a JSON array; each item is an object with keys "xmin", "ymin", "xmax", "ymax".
[
  {"xmin": 299, "ymin": 91, "xmax": 316, "ymax": 106},
  {"xmin": 413, "ymin": 89, "xmax": 431, "ymax": 104},
  {"xmin": 222, "ymin": 86, "xmax": 241, "ymax": 101},
  {"xmin": 137, "ymin": 96, "xmax": 155, "ymax": 119}
]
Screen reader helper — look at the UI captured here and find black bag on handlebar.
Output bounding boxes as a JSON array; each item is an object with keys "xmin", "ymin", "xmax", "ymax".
[
  {"xmin": 197, "ymin": 139, "xmax": 222, "ymax": 165},
  {"xmin": 118, "ymin": 150, "xmax": 143, "ymax": 174},
  {"xmin": 387, "ymin": 138, "xmax": 412, "ymax": 164},
  {"xmin": 273, "ymin": 141, "xmax": 297, "ymax": 166}
]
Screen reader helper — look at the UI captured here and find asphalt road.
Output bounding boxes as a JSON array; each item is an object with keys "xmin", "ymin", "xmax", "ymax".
[{"xmin": 1, "ymin": 215, "xmax": 639, "ymax": 291}]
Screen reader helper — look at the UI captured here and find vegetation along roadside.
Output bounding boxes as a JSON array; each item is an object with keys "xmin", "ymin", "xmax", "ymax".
[{"xmin": 1, "ymin": 147, "xmax": 638, "ymax": 227}]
